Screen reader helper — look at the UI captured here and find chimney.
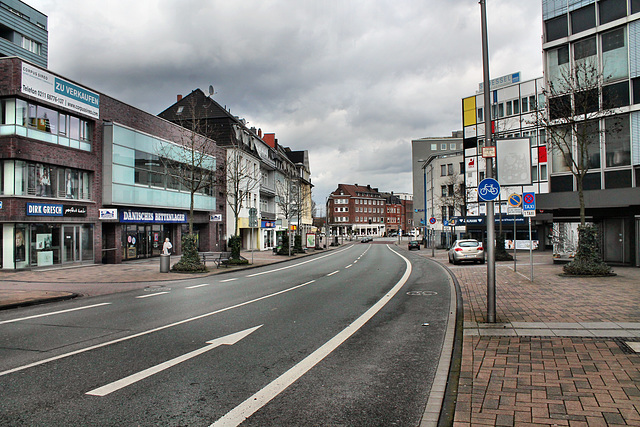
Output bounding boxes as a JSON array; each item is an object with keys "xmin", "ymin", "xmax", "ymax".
[{"xmin": 177, "ymin": 94, "xmax": 183, "ymax": 102}]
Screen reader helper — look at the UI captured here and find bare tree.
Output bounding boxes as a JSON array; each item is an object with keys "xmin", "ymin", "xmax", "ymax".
[
  {"xmin": 437, "ymin": 173, "xmax": 466, "ymax": 220},
  {"xmin": 275, "ymin": 173, "xmax": 298, "ymax": 229},
  {"xmin": 532, "ymin": 57, "xmax": 619, "ymax": 226},
  {"xmin": 158, "ymin": 97, "xmax": 219, "ymax": 235},
  {"xmin": 225, "ymin": 134, "xmax": 261, "ymax": 238}
]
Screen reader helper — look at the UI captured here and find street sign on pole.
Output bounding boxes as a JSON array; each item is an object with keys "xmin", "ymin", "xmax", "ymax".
[
  {"xmin": 522, "ymin": 192, "xmax": 536, "ymax": 217},
  {"xmin": 478, "ymin": 178, "xmax": 501, "ymax": 202}
]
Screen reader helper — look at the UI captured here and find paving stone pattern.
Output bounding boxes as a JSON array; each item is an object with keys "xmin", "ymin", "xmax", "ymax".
[{"xmin": 429, "ymin": 251, "xmax": 640, "ymax": 426}]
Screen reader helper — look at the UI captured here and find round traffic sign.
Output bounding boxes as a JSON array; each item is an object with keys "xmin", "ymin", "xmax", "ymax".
[
  {"xmin": 429, "ymin": 217, "xmax": 436, "ymax": 225},
  {"xmin": 524, "ymin": 193, "xmax": 534, "ymax": 204},
  {"xmin": 508, "ymin": 193, "xmax": 522, "ymax": 207},
  {"xmin": 478, "ymin": 178, "xmax": 501, "ymax": 201}
]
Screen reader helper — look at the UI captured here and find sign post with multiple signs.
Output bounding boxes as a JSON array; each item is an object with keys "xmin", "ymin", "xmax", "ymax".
[
  {"xmin": 507, "ymin": 193, "xmax": 522, "ymax": 270},
  {"xmin": 522, "ymin": 192, "xmax": 536, "ymax": 281}
]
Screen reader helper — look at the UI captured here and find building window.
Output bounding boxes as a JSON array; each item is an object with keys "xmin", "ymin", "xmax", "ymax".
[
  {"xmin": 602, "ymin": 27, "xmax": 628, "ymax": 81},
  {"xmin": 0, "ymin": 98, "xmax": 92, "ymax": 151},
  {"xmin": 570, "ymin": 4, "xmax": 596, "ymax": 34},
  {"xmin": 605, "ymin": 115, "xmax": 630, "ymax": 167},
  {"xmin": 574, "ymin": 36, "xmax": 596, "ymax": 61},
  {"xmin": 546, "ymin": 45, "xmax": 569, "ymax": 88},
  {"xmin": 4, "ymin": 160, "xmax": 91, "ymax": 200},
  {"xmin": 506, "ymin": 100, "xmax": 513, "ymax": 116},
  {"xmin": 599, "ymin": 0, "xmax": 627, "ymax": 25},
  {"xmin": 545, "ymin": 14, "xmax": 568, "ymax": 42},
  {"xmin": 447, "ymin": 164, "xmax": 453, "ymax": 175},
  {"xmin": 21, "ymin": 36, "xmax": 41, "ymax": 55},
  {"xmin": 431, "ymin": 143, "xmax": 437, "ymax": 151},
  {"xmin": 441, "ymin": 165, "xmax": 447, "ymax": 176},
  {"xmin": 603, "ymin": 81, "xmax": 630, "ymax": 109},
  {"xmin": 441, "ymin": 185, "xmax": 447, "ymax": 197},
  {"xmin": 513, "ymin": 99, "xmax": 520, "ymax": 114},
  {"xmin": 477, "ymin": 107, "xmax": 483, "ymax": 121}
]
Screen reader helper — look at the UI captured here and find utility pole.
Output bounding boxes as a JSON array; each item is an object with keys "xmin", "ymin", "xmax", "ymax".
[{"xmin": 480, "ymin": 0, "xmax": 496, "ymax": 323}]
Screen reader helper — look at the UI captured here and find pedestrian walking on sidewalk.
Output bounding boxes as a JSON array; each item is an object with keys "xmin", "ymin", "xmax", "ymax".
[{"xmin": 162, "ymin": 238, "xmax": 173, "ymax": 255}]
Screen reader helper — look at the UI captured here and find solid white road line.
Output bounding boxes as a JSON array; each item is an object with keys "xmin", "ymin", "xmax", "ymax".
[
  {"xmin": 135, "ymin": 292, "xmax": 169, "ymax": 299},
  {"xmin": 87, "ymin": 326, "xmax": 262, "ymax": 397},
  {"xmin": 0, "ymin": 280, "xmax": 316, "ymax": 378},
  {"xmin": 0, "ymin": 303, "xmax": 112, "ymax": 326},
  {"xmin": 211, "ymin": 245, "xmax": 412, "ymax": 427}
]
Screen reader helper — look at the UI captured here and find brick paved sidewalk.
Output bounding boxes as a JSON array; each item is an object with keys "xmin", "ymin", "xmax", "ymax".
[{"xmin": 423, "ymin": 250, "xmax": 640, "ymax": 426}]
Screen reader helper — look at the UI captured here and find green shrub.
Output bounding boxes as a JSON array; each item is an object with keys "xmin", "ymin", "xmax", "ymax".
[
  {"xmin": 171, "ymin": 234, "xmax": 207, "ymax": 272},
  {"xmin": 563, "ymin": 225, "xmax": 612, "ymax": 276},
  {"xmin": 228, "ymin": 235, "xmax": 242, "ymax": 259}
]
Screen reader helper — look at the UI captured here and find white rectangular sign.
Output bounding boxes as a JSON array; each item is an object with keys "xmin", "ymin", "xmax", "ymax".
[
  {"xmin": 21, "ymin": 62, "xmax": 100, "ymax": 119},
  {"xmin": 496, "ymin": 138, "xmax": 532, "ymax": 186},
  {"xmin": 523, "ymin": 210, "xmax": 535, "ymax": 217}
]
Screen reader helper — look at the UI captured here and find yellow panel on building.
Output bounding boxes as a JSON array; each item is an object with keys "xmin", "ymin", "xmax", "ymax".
[{"xmin": 462, "ymin": 96, "xmax": 476, "ymax": 127}]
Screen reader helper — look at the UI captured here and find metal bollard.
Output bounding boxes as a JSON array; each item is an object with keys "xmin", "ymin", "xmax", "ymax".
[{"xmin": 160, "ymin": 254, "xmax": 170, "ymax": 273}]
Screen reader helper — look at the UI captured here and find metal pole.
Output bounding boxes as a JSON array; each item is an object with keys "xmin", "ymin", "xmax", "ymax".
[
  {"xmin": 513, "ymin": 213, "xmax": 517, "ymax": 272},
  {"xmin": 423, "ymin": 163, "xmax": 428, "ymax": 247},
  {"xmin": 481, "ymin": 0, "xmax": 496, "ymax": 323},
  {"xmin": 529, "ymin": 217, "xmax": 533, "ymax": 282},
  {"xmin": 431, "ymin": 163, "xmax": 435, "ymax": 257}
]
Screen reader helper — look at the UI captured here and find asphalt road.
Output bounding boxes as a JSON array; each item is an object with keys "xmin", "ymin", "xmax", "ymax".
[{"xmin": 0, "ymin": 243, "xmax": 453, "ymax": 426}]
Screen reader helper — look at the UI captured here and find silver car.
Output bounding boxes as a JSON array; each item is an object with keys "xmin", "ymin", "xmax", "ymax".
[{"xmin": 448, "ymin": 239, "xmax": 485, "ymax": 264}]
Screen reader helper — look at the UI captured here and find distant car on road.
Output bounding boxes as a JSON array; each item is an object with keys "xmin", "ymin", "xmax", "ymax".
[
  {"xmin": 408, "ymin": 240, "xmax": 420, "ymax": 250},
  {"xmin": 361, "ymin": 237, "xmax": 373, "ymax": 243},
  {"xmin": 448, "ymin": 239, "xmax": 485, "ymax": 264}
]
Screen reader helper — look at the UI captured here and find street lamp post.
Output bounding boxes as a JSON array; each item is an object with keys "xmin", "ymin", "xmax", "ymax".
[
  {"xmin": 418, "ymin": 157, "xmax": 436, "ymax": 257},
  {"xmin": 480, "ymin": 0, "xmax": 496, "ymax": 323}
]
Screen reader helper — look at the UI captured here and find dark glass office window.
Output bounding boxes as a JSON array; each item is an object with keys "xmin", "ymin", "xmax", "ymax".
[
  {"xmin": 571, "ymin": 4, "xmax": 595, "ymax": 34},
  {"xmin": 602, "ymin": 27, "xmax": 625, "ymax": 52},
  {"xmin": 582, "ymin": 172, "xmax": 601, "ymax": 190},
  {"xmin": 574, "ymin": 36, "xmax": 596, "ymax": 60},
  {"xmin": 550, "ymin": 175, "xmax": 574, "ymax": 192},
  {"xmin": 605, "ymin": 170, "xmax": 632, "ymax": 189},
  {"xmin": 633, "ymin": 0, "xmax": 640, "ymax": 14},
  {"xmin": 549, "ymin": 95, "xmax": 571, "ymax": 120},
  {"xmin": 633, "ymin": 78, "xmax": 640, "ymax": 104},
  {"xmin": 574, "ymin": 89, "xmax": 599, "ymax": 115},
  {"xmin": 599, "ymin": 0, "xmax": 627, "ymax": 24},
  {"xmin": 545, "ymin": 14, "xmax": 568, "ymax": 42},
  {"xmin": 603, "ymin": 81, "xmax": 630, "ymax": 109}
]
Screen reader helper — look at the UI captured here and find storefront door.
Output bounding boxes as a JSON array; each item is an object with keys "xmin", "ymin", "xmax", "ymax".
[{"xmin": 63, "ymin": 225, "xmax": 78, "ymax": 263}]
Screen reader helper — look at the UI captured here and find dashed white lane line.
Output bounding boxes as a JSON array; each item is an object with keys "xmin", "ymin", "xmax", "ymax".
[
  {"xmin": 0, "ymin": 303, "xmax": 112, "ymax": 325},
  {"xmin": 327, "ymin": 270, "xmax": 340, "ymax": 276},
  {"xmin": 220, "ymin": 278, "xmax": 238, "ymax": 282},
  {"xmin": 186, "ymin": 283, "xmax": 211, "ymax": 289},
  {"xmin": 136, "ymin": 292, "xmax": 169, "ymax": 299}
]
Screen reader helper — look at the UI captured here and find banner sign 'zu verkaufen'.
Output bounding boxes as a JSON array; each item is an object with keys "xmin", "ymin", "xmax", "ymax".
[{"xmin": 21, "ymin": 62, "xmax": 100, "ymax": 119}]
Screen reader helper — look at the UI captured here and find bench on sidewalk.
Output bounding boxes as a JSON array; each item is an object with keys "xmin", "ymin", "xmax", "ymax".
[{"xmin": 201, "ymin": 251, "xmax": 231, "ymax": 268}]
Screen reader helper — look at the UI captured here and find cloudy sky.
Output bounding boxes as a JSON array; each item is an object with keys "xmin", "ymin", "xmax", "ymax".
[{"xmin": 28, "ymin": 0, "xmax": 543, "ymax": 211}]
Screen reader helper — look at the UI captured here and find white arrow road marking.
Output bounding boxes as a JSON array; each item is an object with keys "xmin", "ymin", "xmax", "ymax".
[
  {"xmin": 211, "ymin": 245, "xmax": 411, "ymax": 427},
  {"xmin": 87, "ymin": 325, "xmax": 262, "ymax": 397},
  {"xmin": 0, "ymin": 303, "xmax": 112, "ymax": 325}
]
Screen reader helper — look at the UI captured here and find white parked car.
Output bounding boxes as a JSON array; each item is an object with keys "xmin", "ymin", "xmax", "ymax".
[{"xmin": 448, "ymin": 239, "xmax": 485, "ymax": 265}]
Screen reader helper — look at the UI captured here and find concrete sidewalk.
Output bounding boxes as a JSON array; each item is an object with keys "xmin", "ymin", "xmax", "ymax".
[{"xmin": 419, "ymin": 249, "xmax": 640, "ymax": 426}]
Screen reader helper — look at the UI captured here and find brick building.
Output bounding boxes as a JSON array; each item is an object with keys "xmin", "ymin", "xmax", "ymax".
[{"xmin": 0, "ymin": 57, "xmax": 224, "ymax": 269}]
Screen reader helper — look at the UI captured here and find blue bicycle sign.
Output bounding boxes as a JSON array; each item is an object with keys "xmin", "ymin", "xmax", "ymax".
[{"xmin": 478, "ymin": 178, "xmax": 501, "ymax": 201}]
